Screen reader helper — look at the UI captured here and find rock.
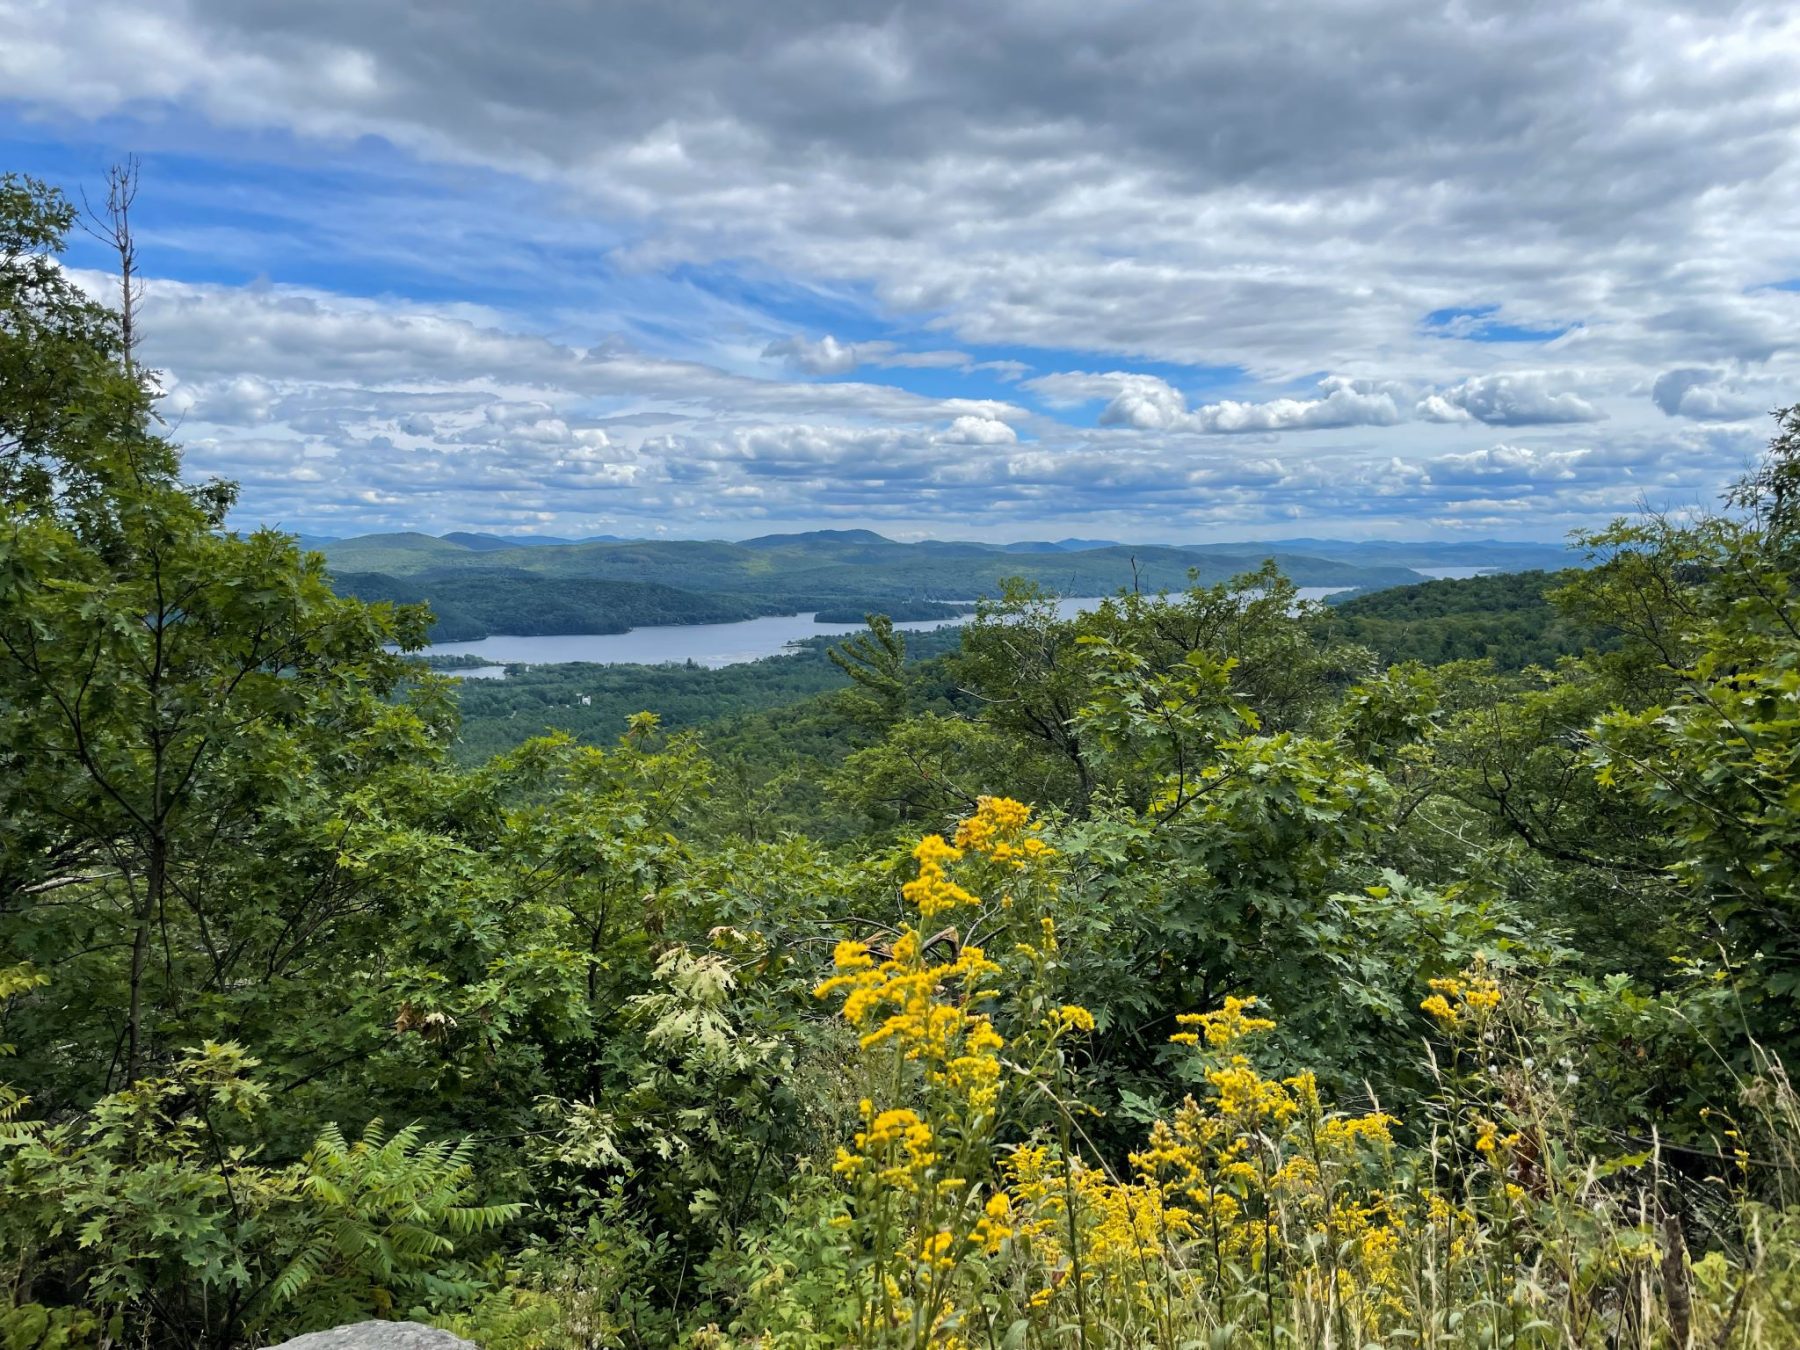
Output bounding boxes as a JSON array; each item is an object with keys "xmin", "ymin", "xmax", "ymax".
[{"xmin": 272, "ymin": 1323, "xmax": 478, "ymax": 1350}]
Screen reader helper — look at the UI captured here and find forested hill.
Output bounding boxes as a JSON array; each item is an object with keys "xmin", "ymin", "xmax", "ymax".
[
  {"xmin": 318, "ymin": 529, "xmax": 1436, "ymax": 639},
  {"xmin": 1322, "ymin": 569, "xmax": 1619, "ymax": 668},
  {"xmin": 329, "ymin": 570, "xmax": 785, "ymax": 641}
]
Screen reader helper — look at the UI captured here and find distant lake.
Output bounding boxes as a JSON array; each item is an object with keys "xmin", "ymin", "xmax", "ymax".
[
  {"xmin": 426, "ymin": 588, "xmax": 1350, "ymax": 675},
  {"xmin": 1411, "ymin": 567, "xmax": 1492, "ymax": 581}
]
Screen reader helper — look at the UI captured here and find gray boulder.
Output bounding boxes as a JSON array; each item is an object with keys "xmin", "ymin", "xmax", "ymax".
[{"xmin": 272, "ymin": 1323, "xmax": 478, "ymax": 1350}]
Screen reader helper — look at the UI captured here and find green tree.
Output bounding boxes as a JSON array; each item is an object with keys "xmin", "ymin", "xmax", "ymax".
[
  {"xmin": 0, "ymin": 175, "xmax": 433, "ymax": 1098},
  {"xmin": 1573, "ymin": 411, "xmax": 1800, "ymax": 1043}
]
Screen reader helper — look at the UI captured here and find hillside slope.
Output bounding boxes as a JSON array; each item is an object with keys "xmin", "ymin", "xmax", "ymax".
[{"xmin": 320, "ymin": 530, "xmax": 1429, "ymax": 637}]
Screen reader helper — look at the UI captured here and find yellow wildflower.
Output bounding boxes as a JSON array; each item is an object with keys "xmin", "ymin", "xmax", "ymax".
[
  {"xmin": 1172, "ymin": 995, "xmax": 1277, "ymax": 1048},
  {"xmin": 1055, "ymin": 1003, "xmax": 1096, "ymax": 1033},
  {"xmin": 1422, "ymin": 964, "xmax": 1502, "ymax": 1029},
  {"xmin": 832, "ymin": 938, "xmax": 873, "ymax": 970}
]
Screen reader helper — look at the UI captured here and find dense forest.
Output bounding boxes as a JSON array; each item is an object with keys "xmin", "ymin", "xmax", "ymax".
[
  {"xmin": 8, "ymin": 173, "xmax": 1800, "ymax": 1350},
  {"xmin": 330, "ymin": 570, "xmax": 787, "ymax": 643},
  {"xmin": 444, "ymin": 575, "xmax": 1610, "ymax": 776},
  {"xmin": 1321, "ymin": 570, "xmax": 1620, "ymax": 670}
]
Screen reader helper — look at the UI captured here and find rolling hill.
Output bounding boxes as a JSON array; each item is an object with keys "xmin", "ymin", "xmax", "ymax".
[{"xmin": 312, "ymin": 528, "xmax": 1565, "ymax": 641}]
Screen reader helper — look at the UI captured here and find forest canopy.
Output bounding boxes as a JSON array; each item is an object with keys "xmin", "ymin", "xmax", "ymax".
[{"xmin": 7, "ymin": 172, "xmax": 1800, "ymax": 1348}]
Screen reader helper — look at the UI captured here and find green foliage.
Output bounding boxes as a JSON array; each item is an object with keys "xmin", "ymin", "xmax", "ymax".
[
  {"xmin": 0, "ymin": 1044, "xmax": 514, "ymax": 1347},
  {"xmin": 331, "ymin": 570, "xmax": 779, "ymax": 642},
  {"xmin": 449, "ymin": 644, "xmax": 864, "ymax": 765},
  {"xmin": 827, "ymin": 614, "xmax": 912, "ymax": 731},
  {"xmin": 1323, "ymin": 568, "xmax": 1615, "ymax": 669},
  {"xmin": 10, "ymin": 170, "xmax": 1800, "ymax": 1347},
  {"xmin": 1576, "ymin": 499, "xmax": 1800, "ymax": 1043}
]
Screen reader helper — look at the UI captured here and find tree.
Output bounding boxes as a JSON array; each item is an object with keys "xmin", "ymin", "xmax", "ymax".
[
  {"xmin": 827, "ymin": 613, "xmax": 910, "ymax": 732},
  {"xmin": 0, "ymin": 174, "xmax": 434, "ymax": 1096}
]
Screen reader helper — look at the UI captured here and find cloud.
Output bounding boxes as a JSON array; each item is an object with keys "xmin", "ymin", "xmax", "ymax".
[
  {"xmin": 116, "ymin": 273, "xmax": 1028, "ymax": 430},
  {"xmin": 11, "ymin": 0, "xmax": 1800, "ymax": 377},
  {"xmin": 1427, "ymin": 443, "xmax": 1590, "ymax": 483},
  {"xmin": 971, "ymin": 359, "xmax": 1032, "ymax": 382},
  {"xmin": 941, "ymin": 415, "xmax": 1019, "ymax": 445},
  {"xmin": 1416, "ymin": 374, "xmax": 1604, "ymax": 426},
  {"xmin": 762, "ymin": 333, "xmax": 972, "ymax": 375},
  {"xmin": 762, "ymin": 334, "xmax": 860, "ymax": 375},
  {"xmin": 1027, "ymin": 372, "xmax": 1406, "ymax": 434},
  {"xmin": 115, "ymin": 268, "xmax": 1773, "ymax": 538},
  {"xmin": 1650, "ymin": 367, "xmax": 1771, "ymax": 422},
  {"xmin": 12, "ymin": 1, "xmax": 1800, "ymax": 535}
]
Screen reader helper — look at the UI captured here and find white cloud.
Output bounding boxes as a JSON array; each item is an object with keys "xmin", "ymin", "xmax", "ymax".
[
  {"xmin": 1416, "ymin": 374, "xmax": 1604, "ymax": 426},
  {"xmin": 1427, "ymin": 443, "xmax": 1590, "ymax": 483},
  {"xmin": 941, "ymin": 415, "xmax": 1019, "ymax": 445},
  {"xmin": 14, "ymin": 2, "xmax": 1800, "ymax": 535},
  {"xmin": 762, "ymin": 333, "xmax": 973, "ymax": 375},
  {"xmin": 762, "ymin": 334, "xmax": 861, "ymax": 375},
  {"xmin": 1026, "ymin": 372, "xmax": 1406, "ymax": 434},
  {"xmin": 1650, "ymin": 367, "xmax": 1772, "ymax": 422}
]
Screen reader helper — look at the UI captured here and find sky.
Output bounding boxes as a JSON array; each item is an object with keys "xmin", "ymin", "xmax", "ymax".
[{"xmin": 3, "ymin": 1, "xmax": 1798, "ymax": 543}]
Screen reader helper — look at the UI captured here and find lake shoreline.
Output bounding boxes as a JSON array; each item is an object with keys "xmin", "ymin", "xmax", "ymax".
[{"xmin": 408, "ymin": 589, "xmax": 1357, "ymax": 676}]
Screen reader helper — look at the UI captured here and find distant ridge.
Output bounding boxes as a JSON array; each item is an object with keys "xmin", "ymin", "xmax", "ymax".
[
  {"xmin": 993, "ymin": 538, "xmax": 1124, "ymax": 553},
  {"xmin": 739, "ymin": 528, "xmax": 891, "ymax": 549},
  {"xmin": 1179, "ymin": 538, "xmax": 1573, "ymax": 571},
  {"xmin": 302, "ymin": 525, "xmax": 1591, "ymax": 643},
  {"xmin": 441, "ymin": 531, "xmax": 577, "ymax": 550}
]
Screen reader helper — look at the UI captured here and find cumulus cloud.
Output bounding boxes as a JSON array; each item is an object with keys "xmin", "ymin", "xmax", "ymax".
[
  {"xmin": 118, "ymin": 266, "xmax": 1772, "ymax": 536},
  {"xmin": 762, "ymin": 334, "xmax": 860, "ymax": 375},
  {"xmin": 941, "ymin": 415, "xmax": 1019, "ymax": 445},
  {"xmin": 1427, "ymin": 443, "xmax": 1590, "ymax": 483},
  {"xmin": 11, "ymin": 0, "xmax": 1800, "ymax": 375},
  {"xmin": 1650, "ymin": 368, "xmax": 1771, "ymax": 422},
  {"xmin": 1027, "ymin": 372, "xmax": 1406, "ymax": 434},
  {"xmin": 1416, "ymin": 374, "xmax": 1604, "ymax": 426}
]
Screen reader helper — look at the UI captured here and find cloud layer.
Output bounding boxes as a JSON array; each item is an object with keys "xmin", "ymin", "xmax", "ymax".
[{"xmin": 6, "ymin": 0, "xmax": 1799, "ymax": 537}]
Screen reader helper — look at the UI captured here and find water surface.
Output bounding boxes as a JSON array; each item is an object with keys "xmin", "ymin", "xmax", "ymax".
[{"xmin": 427, "ymin": 589, "xmax": 1349, "ymax": 673}]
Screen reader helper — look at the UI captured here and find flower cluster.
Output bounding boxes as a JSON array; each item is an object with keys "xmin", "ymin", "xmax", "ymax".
[
  {"xmin": 1169, "ymin": 993, "xmax": 1276, "ymax": 1047},
  {"xmin": 817, "ymin": 927, "xmax": 1002, "ymax": 1077},
  {"xmin": 1419, "ymin": 964, "xmax": 1502, "ymax": 1028},
  {"xmin": 1472, "ymin": 1113, "xmax": 1523, "ymax": 1158},
  {"xmin": 953, "ymin": 795, "xmax": 1055, "ymax": 869},
  {"xmin": 815, "ymin": 811, "xmax": 1560, "ymax": 1347},
  {"xmin": 832, "ymin": 1104, "xmax": 940, "ymax": 1191},
  {"xmin": 814, "ymin": 803, "xmax": 1035, "ymax": 1343},
  {"xmin": 900, "ymin": 834, "xmax": 976, "ymax": 920}
]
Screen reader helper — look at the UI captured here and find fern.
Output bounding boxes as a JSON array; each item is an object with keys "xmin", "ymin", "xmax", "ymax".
[{"xmin": 267, "ymin": 1118, "xmax": 523, "ymax": 1318}]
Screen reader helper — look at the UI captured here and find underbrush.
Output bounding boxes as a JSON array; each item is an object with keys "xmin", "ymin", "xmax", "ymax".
[{"xmin": 468, "ymin": 799, "xmax": 1800, "ymax": 1349}]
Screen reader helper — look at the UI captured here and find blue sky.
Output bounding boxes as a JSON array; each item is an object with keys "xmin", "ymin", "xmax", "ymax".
[{"xmin": 4, "ymin": 1, "xmax": 1797, "ymax": 541}]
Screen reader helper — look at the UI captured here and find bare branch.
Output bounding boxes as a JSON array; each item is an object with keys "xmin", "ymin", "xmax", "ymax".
[{"xmin": 80, "ymin": 156, "xmax": 144, "ymax": 371}]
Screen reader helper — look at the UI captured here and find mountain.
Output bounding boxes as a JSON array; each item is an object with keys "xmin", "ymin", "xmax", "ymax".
[
  {"xmin": 331, "ymin": 570, "xmax": 779, "ymax": 642},
  {"xmin": 316, "ymin": 528, "xmax": 1440, "ymax": 640},
  {"xmin": 1181, "ymin": 538, "xmax": 1576, "ymax": 572},
  {"xmin": 440, "ymin": 531, "xmax": 578, "ymax": 550},
  {"xmin": 317, "ymin": 531, "xmax": 472, "ymax": 572},
  {"xmin": 738, "ymin": 529, "xmax": 893, "ymax": 550}
]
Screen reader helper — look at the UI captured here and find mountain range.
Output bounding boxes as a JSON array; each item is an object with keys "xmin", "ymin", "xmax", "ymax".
[{"xmin": 313, "ymin": 528, "xmax": 1577, "ymax": 642}]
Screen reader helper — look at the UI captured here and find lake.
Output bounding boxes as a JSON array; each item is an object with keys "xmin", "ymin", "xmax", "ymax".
[
  {"xmin": 425, "ymin": 589, "xmax": 1350, "ymax": 675},
  {"xmin": 1410, "ymin": 567, "xmax": 1493, "ymax": 581}
]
